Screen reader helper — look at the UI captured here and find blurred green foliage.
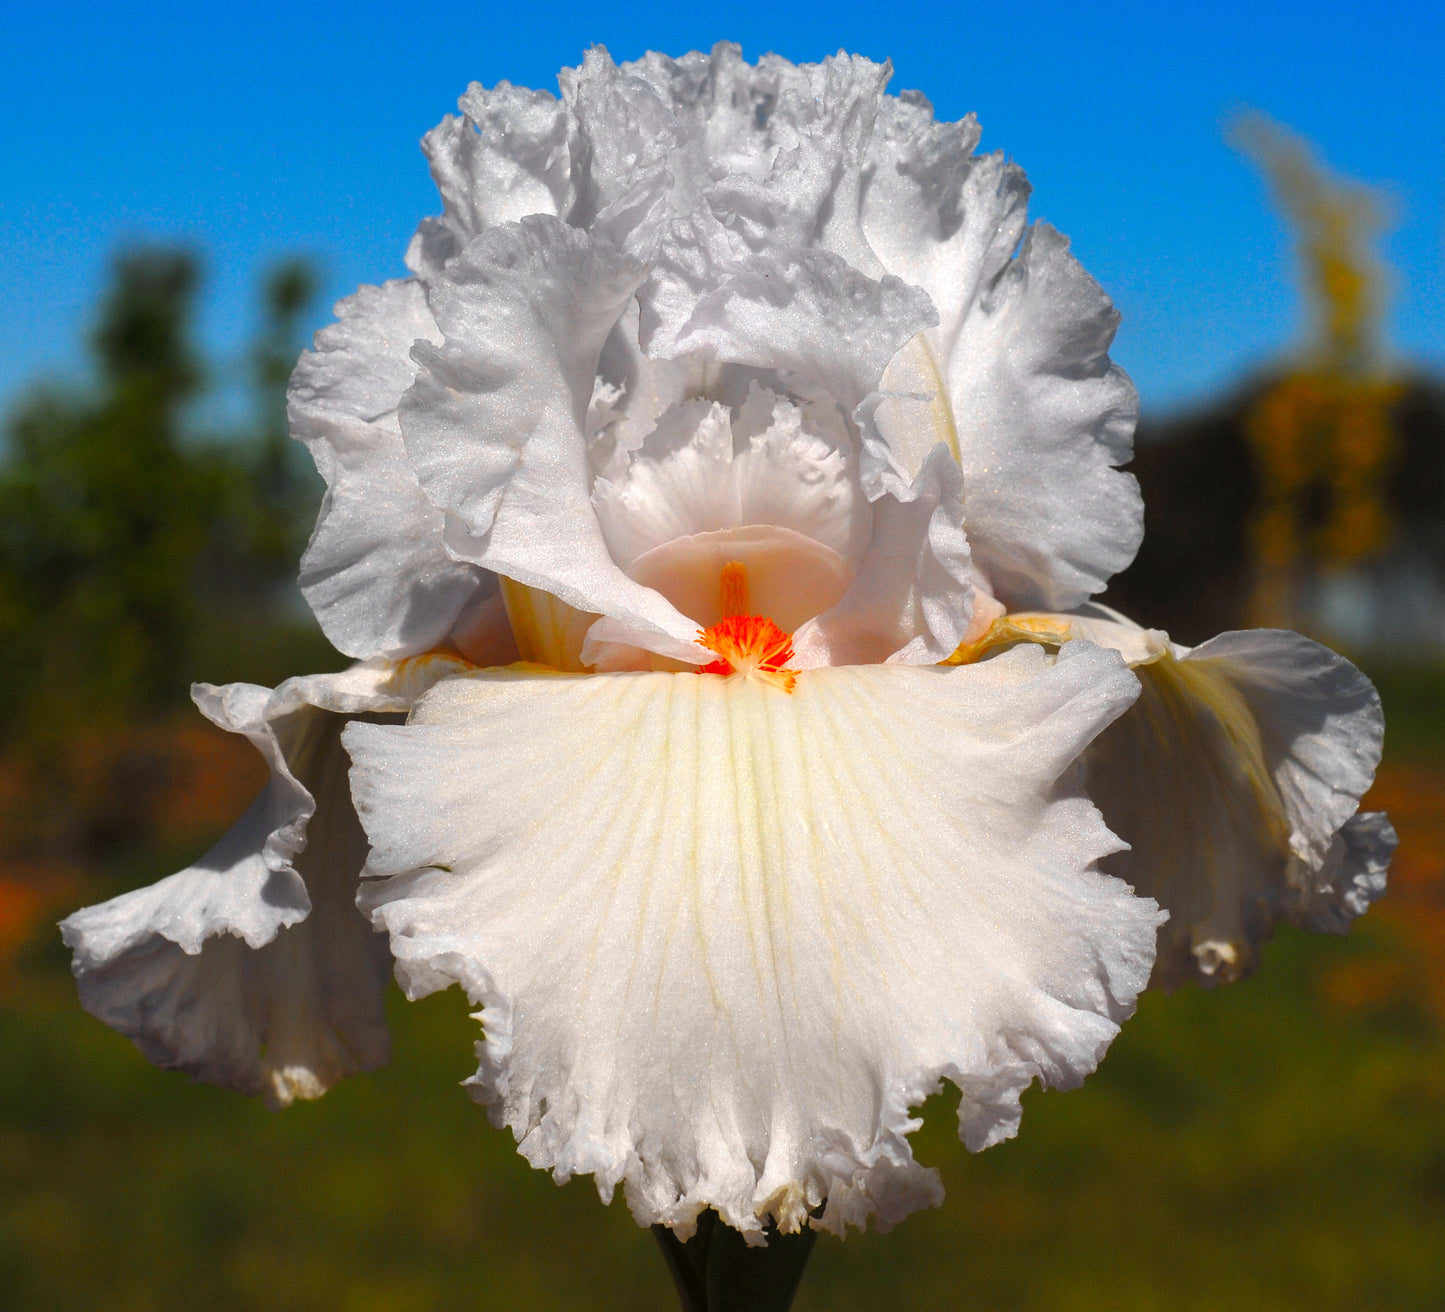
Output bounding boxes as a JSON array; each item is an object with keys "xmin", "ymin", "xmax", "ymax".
[
  {"xmin": 0, "ymin": 248, "xmax": 331, "ymax": 751},
  {"xmin": 0, "ymin": 249, "xmax": 341, "ymax": 868}
]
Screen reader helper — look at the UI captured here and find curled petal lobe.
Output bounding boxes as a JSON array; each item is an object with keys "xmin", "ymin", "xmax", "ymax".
[
  {"xmin": 59, "ymin": 657, "xmax": 472, "ymax": 1105},
  {"xmin": 290, "ymin": 279, "xmax": 439, "ymax": 427},
  {"xmin": 289, "ymin": 278, "xmax": 492, "ymax": 660},
  {"xmin": 1305, "ymin": 811, "xmax": 1394, "ymax": 934},
  {"xmin": 861, "ymin": 97, "xmax": 1030, "ymax": 476},
  {"xmin": 401, "ymin": 216, "xmax": 645, "ymax": 552},
  {"xmin": 407, "ymin": 82, "xmax": 572, "ymax": 280},
  {"xmin": 401, "ymin": 218, "xmax": 704, "ymax": 662},
  {"xmin": 484, "ymin": 414, "xmax": 711, "ymax": 665},
  {"xmin": 344, "ymin": 643, "xmax": 1158, "ymax": 1237},
  {"xmin": 946, "ymin": 223, "xmax": 1142, "ymax": 610},
  {"xmin": 1073, "ymin": 620, "xmax": 1391, "ymax": 987}
]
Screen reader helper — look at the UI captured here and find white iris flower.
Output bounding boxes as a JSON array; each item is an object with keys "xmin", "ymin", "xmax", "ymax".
[{"xmin": 62, "ymin": 46, "xmax": 1390, "ymax": 1243}]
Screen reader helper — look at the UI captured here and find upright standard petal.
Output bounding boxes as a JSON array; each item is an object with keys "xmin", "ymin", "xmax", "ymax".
[
  {"xmin": 944, "ymin": 224, "xmax": 1142, "ymax": 611},
  {"xmin": 601, "ymin": 44, "xmax": 784, "ymax": 216},
  {"xmin": 863, "ymin": 95, "xmax": 1030, "ymax": 369},
  {"xmin": 575, "ymin": 45, "xmax": 887, "ymax": 264},
  {"xmin": 642, "ymin": 208, "xmax": 937, "ymax": 416},
  {"xmin": 557, "ymin": 47, "xmax": 677, "ymax": 253},
  {"xmin": 694, "ymin": 52, "xmax": 893, "ymax": 272},
  {"xmin": 344, "ymin": 643, "xmax": 1159, "ymax": 1238},
  {"xmin": 59, "ymin": 657, "xmax": 472, "ymax": 1106},
  {"xmin": 401, "ymin": 218, "xmax": 705, "ymax": 663},
  {"xmin": 289, "ymin": 279, "xmax": 497, "ymax": 661}
]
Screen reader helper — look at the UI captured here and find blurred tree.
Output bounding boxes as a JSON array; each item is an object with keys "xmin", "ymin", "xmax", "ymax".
[
  {"xmin": 0, "ymin": 250, "xmax": 222, "ymax": 744},
  {"xmin": 1230, "ymin": 114, "xmax": 1402, "ymax": 630},
  {"xmin": 1105, "ymin": 116, "xmax": 1445, "ymax": 649},
  {"xmin": 0, "ymin": 247, "xmax": 325, "ymax": 862},
  {"xmin": 244, "ymin": 258, "xmax": 324, "ymax": 579}
]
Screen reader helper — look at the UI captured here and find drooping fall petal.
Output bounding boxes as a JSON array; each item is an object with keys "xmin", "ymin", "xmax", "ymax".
[
  {"xmin": 60, "ymin": 658, "xmax": 472, "ymax": 1104},
  {"xmin": 344, "ymin": 643, "xmax": 1160, "ymax": 1237},
  {"xmin": 1081, "ymin": 626, "xmax": 1391, "ymax": 986},
  {"xmin": 978, "ymin": 607, "xmax": 1393, "ymax": 988}
]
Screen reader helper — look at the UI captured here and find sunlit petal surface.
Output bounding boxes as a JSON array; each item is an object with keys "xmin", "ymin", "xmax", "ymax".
[
  {"xmin": 59, "ymin": 657, "xmax": 472, "ymax": 1105},
  {"xmin": 982, "ymin": 608, "xmax": 1394, "ymax": 988},
  {"xmin": 289, "ymin": 280, "xmax": 502, "ymax": 662},
  {"xmin": 344, "ymin": 644, "xmax": 1161, "ymax": 1237}
]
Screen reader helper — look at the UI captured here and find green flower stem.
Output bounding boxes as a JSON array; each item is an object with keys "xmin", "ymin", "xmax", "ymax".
[{"xmin": 653, "ymin": 1211, "xmax": 817, "ymax": 1312}]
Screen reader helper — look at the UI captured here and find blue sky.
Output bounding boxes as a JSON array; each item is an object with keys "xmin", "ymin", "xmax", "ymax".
[{"xmin": 2, "ymin": 0, "xmax": 1442, "ymax": 421}]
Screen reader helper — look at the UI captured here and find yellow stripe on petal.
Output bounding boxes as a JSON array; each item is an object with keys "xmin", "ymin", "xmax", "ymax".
[
  {"xmin": 943, "ymin": 612, "xmax": 1075, "ymax": 665},
  {"xmin": 498, "ymin": 576, "xmax": 598, "ymax": 671},
  {"xmin": 878, "ymin": 332, "xmax": 962, "ymax": 472},
  {"xmin": 1086, "ymin": 650, "xmax": 1293, "ymax": 986}
]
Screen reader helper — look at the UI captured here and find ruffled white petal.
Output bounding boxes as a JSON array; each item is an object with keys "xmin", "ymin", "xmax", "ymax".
[
  {"xmin": 793, "ymin": 442, "xmax": 974, "ymax": 667},
  {"xmin": 577, "ymin": 45, "xmax": 884, "ymax": 262},
  {"xmin": 855, "ymin": 84, "xmax": 1138, "ymax": 608},
  {"xmin": 599, "ymin": 45, "xmax": 782, "ymax": 216},
  {"xmin": 406, "ymin": 82, "xmax": 572, "ymax": 280},
  {"xmin": 863, "ymin": 95, "xmax": 1030, "ymax": 372},
  {"xmin": 641, "ymin": 206, "xmax": 936, "ymax": 414},
  {"xmin": 944, "ymin": 224, "xmax": 1142, "ymax": 610},
  {"xmin": 693, "ymin": 53, "xmax": 891, "ymax": 273},
  {"xmin": 1075, "ymin": 623, "xmax": 1391, "ymax": 987},
  {"xmin": 401, "ymin": 218, "xmax": 640, "ymax": 548},
  {"xmin": 59, "ymin": 657, "xmax": 472, "ymax": 1105},
  {"xmin": 861, "ymin": 95, "xmax": 1029, "ymax": 476},
  {"xmin": 344, "ymin": 643, "xmax": 1159, "ymax": 1238},
  {"xmin": 556, "ymin": 49, "xmax": 676, "ymax": 255},
  {"xmin": 400, "ymin": 218, "xmax": 705, "ymax": 664},
  {"xmin": 289, "ymin": 279, "xmax": 496, "ymax": 661}
]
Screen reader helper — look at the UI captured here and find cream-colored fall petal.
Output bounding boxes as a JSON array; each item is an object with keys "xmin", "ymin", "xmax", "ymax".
[
  {"xmin": 343, "ymin": 643, "xmax": 1160, "ymax": 1238},
  {"xmin": 1078, "ymin": 626, "xmax": 1392, "ymax": 987}
]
